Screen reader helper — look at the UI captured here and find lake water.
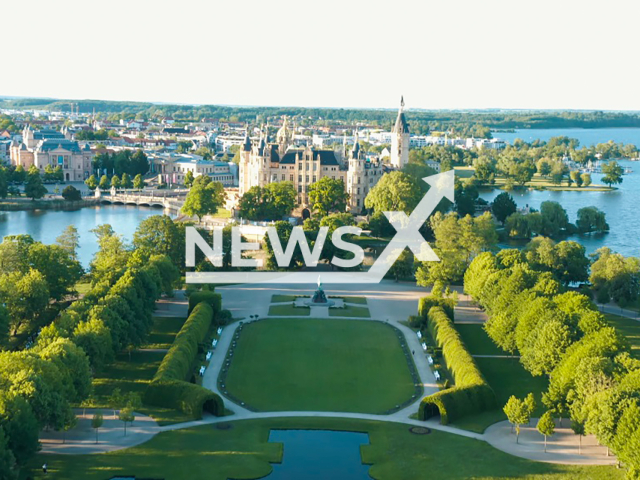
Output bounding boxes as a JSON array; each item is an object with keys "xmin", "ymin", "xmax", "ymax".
[
  {"xmin": 0, "ymin": 204, "xmax": 168, "ymax": 267},
  {"xmin": 493, "ymin": 127, "xmax": 640, "ymax": 148},
  {"xmin": 258, "ymin": 430, "xmax": 371, "ymax": 480}
]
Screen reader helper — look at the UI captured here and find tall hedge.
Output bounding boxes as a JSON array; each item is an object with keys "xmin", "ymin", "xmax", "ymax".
[
  {"xmin": 145, "ymin": 301, "xmax": 224, "ymax": 419},
  {"xmin": 418, "ymin": 296, "xmax": 456, "ymax": 322},
  {"xmin": 188, "ymin": 290, "xmax": 221, "ymax": 316},
  {"xmin": 418, "ymin": 306, "xmax": 495, "ymax": 424}
]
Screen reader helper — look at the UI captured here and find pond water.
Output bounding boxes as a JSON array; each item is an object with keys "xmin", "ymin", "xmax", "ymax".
[
  {"xmin": 253, "ymin": 430, "xmax": 371, "ymax": 480},
  {"xmin": 0, "ymin": 204, "xmax": 169, "ymax": 267}
]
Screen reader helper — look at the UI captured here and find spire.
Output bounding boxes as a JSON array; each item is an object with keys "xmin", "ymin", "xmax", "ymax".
[
  {"xmin": 243, "ymin": 130, "xmax": 252, "ymax": 152},
  {"xmin": 400, "ymin": 95, "xmax": 405, "ymax": 110},
  {"xmin": 393, "ymin": 97, "xmax": 410, "ymax": 135}
]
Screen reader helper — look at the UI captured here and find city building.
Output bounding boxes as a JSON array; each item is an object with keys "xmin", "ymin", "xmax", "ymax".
[
  {"xmin": 9, "ymin": 126, "xmax": 94, "ymax": 181},
  {"xmin": 238, "ymin": 118, "xmax": 384, "ymax": 213},
  {"xmin": 147, "ymin": 152, "xmax": 237, "ymax": 187},
  {"xmin": 390, "ymin": 96, "xmax": 410, "ymax": 168}
]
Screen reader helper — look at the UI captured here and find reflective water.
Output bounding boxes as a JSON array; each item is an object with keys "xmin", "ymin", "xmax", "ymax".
[
  {"xmin": 0, "ymin": 204, "xmax": 167, "ymax": 267},
  {"xmin": 493, "ymin": 127, "xmax": 640, "ymax": 147},
  {"xmin": 258, "ymin": 430, "xmax": 371, "ymax": 480}
]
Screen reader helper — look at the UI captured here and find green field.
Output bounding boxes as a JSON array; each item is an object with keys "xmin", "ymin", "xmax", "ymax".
[
  {"xmin": 271, "ymin": 294, "xmax": 297, "ymax": 303},
  {"xmin": 454, "ymin": 323, "xmax": 505, "ymax": 356},
  {"xmin": 605, "ymin": 313, "xmax": 640, "ymax": 358},
  {"xmin": 24, "ymin": 417, "xmax": 623, "ymax": 480},
  {"xmin": 268, "ymin": 303, "xmax": 310, "ymax": 316},
  {"xmin": 143, "ymin": 316, "xmax": 186, "ymax": 349},
  {"xmin": 336, "ymin": 296, "xmax": 368, "ymax": 305},
  {"xmin": 329, "ymin": 304, "xmax": 371, "ymax": 317},
  {"xmin": 224, "ymin": 318, "xmax": 416, "ymax": 413}
]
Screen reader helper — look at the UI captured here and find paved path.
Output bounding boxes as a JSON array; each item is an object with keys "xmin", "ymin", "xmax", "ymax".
[
  {"xmin": 40, "ymin": 283, "xmax": 615, "ymax": 465},
  {"xmin": 598, "ymin": 302, "xmax": 640, "ymax": 320}
]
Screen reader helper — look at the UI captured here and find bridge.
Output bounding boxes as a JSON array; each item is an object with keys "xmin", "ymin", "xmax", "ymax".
[{"xmin": 98, "ymin": 190, "xmax": 187, "ymax": 212}]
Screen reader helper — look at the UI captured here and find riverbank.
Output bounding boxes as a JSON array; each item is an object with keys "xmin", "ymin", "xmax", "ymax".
[{"xmin": 0, "ymin": 197, "xmax": 99, "ymax": 211}]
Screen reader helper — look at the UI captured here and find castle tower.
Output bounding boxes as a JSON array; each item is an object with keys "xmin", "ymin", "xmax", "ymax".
[{"xmin": 391, "ymin": 96, "xmax": 410, "ymax": 169}]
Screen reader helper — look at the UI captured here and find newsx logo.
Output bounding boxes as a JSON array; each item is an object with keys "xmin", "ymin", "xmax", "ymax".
[{"xmin": 185, "ymin": 171, "xmax": 454, "ymax": 285}]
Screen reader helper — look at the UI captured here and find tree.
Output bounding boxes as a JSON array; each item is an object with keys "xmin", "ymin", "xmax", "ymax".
[
  {"xmin": 238, "ymin": 182, "xmax": 296, "ymax": 221},
  {"xmin": 537, "ymin": 411, "xmax": 555, "ymax": 452},
  {"xmin": 570, "ymin": 418, "xmax": 585, "ymax": 455},
  {"xmin": 12, "ymin": 165, "xmax": 26, "ymax": 184},
  {"xmin": 308, "ymin": 177, "xmax": 349, "ymax": 216},
  {"xmin": 569, "ymin": 170, "xmax": 583, "ymax": 187},
  {"xmin": 601, "ymin": 160, "xmax": 623, "ymax": 188},
  {"xmin": 0, "ymin": 168, "xmax": 8, "ymax": 199},
  {"xmin": 539, "ymin": 201, "xmax": 569, "ymax": 237},
  {"xmin": 92, "ymin": 411, "xmax": 104, "ymax": 444},
  {"xmin": 524, "ymin": 392, "xmax": 536, "ymax": 425},
  {"xmin": 491, "ymin": 192, "xmax": 517, "ymax": 224},
  {"xmin": 576, "ymin": 207, "xmax": 609, "ymax": 233},
  {"xmin": 365, "ymin": 171, "xmax": 421, "ymax": 215},
  {"xmin": 24, "ymin": 166, "xmax": 47, "ymax": 200},
  {"xmin": 0, "ymin": 269, "xmax": 49, "ymax": 335},
  {"xmin": 181, "ymin": 176, "xmax": 226, "ymax": 222},
  {"xmin": 133, "ymin": 174, "xmax": 144, "ymax": 190},
  {"xmin": 504, "ymin": 395, "xmax": 530, "ymax": 443},
  {"xmin": 0, "ymin": 307, "xmax": 8, "ymax": 347},
  {"xmin": 133, "ymin": 215, "xmax": 184, "ymax": 268},
  {"xmin": 56, "ymin": 225, "xmax": 80, "ymax": 261},
  {"xmin": 109, "ymin": 388, "xmax": 124, "ymax": 419},
  {"xmin": 184, "ymin": 170, "xmax": 194, "ymax": 188},
  {"xmin": 110, "ymin": 175, "xmax": 121, "ymax": 189},
  {"xmin": 120, "ymin": 172, "xmax": 133, "ymax": 189},
  {"xmin": 0, "ymin": 427, "xmax": 16, "ymax": 480},
  {"xmin": 85, "ymin": 174, "xmax": 98, "ymax": 191},
  {"xmin": 0, "ymin": 394, "xmax": 39, "ymax": 467},
  {"xmin": 98, "ymin": 174, "xmax": 109, "ymax": 190},
  {"xmin": 73, "ymin": 318, "xmax": 113, "ymax": 369},
  {"xmin": 61, "ymin": 185, "xmax": 82, "ymax": 201},
  {"xmin": 27, "ymin": 242, "xmax": 83, "ymax": 300},
  {"xmin": 119, "ymin": 407, "xmax": 135, "ymax": 436},
  {"xmin": 581, "ymin": 173, "xmax": 592, "ymax": 187}
]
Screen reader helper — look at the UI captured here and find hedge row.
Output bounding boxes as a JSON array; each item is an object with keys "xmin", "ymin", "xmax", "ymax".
[
  {"xmin": 188, "ymin": 290, "xmax": 221, "ymax": 316},
  {"xmin": 145, "ymin": 301, "xmax": 225, "ymax": 418},
  {"xmin": 418, "ymin": 306, "xmax": 496, "ymax": 424},
  {"xmin": 418, "ymin": 296, "xmax": 456, "ymax": 322}
]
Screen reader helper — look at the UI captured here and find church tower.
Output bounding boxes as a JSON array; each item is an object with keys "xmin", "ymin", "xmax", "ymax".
[{"xmin": 391, "ymin": 96, "xmax": 410, "ymax": 169}]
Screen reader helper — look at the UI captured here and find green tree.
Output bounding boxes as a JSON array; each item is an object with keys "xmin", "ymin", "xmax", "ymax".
[
  {"xmin": 238, "ymin": 182, "xmax": 296, "ymax": 221},
  {"xmin": 365, "ymin": 171, "xmax": 421, "ymax": 215},
  {"xmin": 27, "ymin": 242, "xmax": 83, "ymax": 300},
  {"xmin": 120, "ymin": 172, "xmax": 133, "ymax": 189},
  {"xmin": 110, "ymin": 175, "xmax": 121, "ymax": 189},
  {"xmin": 581, "ymin": 173, "xmax": 592, "ymax": 187},
  {"xmin": 576, "ymin": 206, "xmax": 608, "ymax": 233},
  {"xmin": 91, "ymin": 411, "xmax": 103, "ymax": 444},
  {"xmin": 570, "ymin": 418, "xmax": 586, "ymax": 455},
  {"xmin": 56, "ymin": 225, "xmax": 80, "ymax": 261},
  {"xmin": 133, "ymin": 215, "xmax": 184, "ymax": 268},
  {"xmin": 12, "ymin": 165, "xmax": 26, "ymax": 184},
  {"xmin": 0, "ymin": 307, "xmax": 8, "ymax": 347},
  {"xmin": 539, "ymin": 201, "xmax": 569, "ymax": 237},
  {"xmin": 24, "ymin": 166, "xmax": 47, "ymax": 200},
  {"xmin": 504, "ymin": 395, "xmax": 530, "ymax": 443},
  {"xmin": 85, "ymin": 174, "xmax": 98, "ymax": 191},
  {"xmin": 491, "ymin": 192, "xmax": 517, "ymax": 224},
  {"xmin": 133, "ymin": 174, "xmax": 144, "ymax": 190},
  {"xmin": 98, "ymin": 174, "xmax": 109, "ymax": 190},
  {"xmin": 601, "ymin": 160, "xmax": 623, "ymax": 188},
  {"xmin": 184, "ymin": 170, "xmax": 194, "ymax": 188},
  {"xmin": 537, "ymin": 411, "xmax": 555, "ymax": 452},
  {"xmin": 0, "ymin": 269, "xmax": 49, "ymax": 335},
  {"xmin": 181, "ymin": 176, "xmax": 226, "ymax": 222},
  {"xmin": 569, "ymin": 170, "xmax": 582, "ymax": 187},
  {"xmin": 0, "ymin": 427, "xmax": 16, "ymax": 480},
  {"xmin": 0, "ymin": 168, "xmax": 8, "ymax": 199},
  {"xmin": 118, "ymin": 407, "xmax": 135, "ymax": 436},
  {"xmin": 61, "ymin": 185, "xmax": 82, "ymax": 201},
  {"xmin": 308, "ymin": 177, "xmax": 349, "ymax": 216}
]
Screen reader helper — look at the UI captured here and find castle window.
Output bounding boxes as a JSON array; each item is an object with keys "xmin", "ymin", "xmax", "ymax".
[
  {"xmin": 281, "ymin": 174, "xmax": 285, "ymax": 180},
  {"xmin": 298, "ymin": 163, "xmax": 302, "ymax": 170},
  {"xmin": 298, "ymin": 175, "xmax": 302, "ymax": 182},
  {"xmin": 305, "ymin": 175, "xmax": 309, "ymax": 183},
  {"xmin": 312, "ymin": 175, "xmax": 316, "ymax": 182},
  {"xmin": 290, "ymin": 175, "xmax": 293, "ymax": 181},
  {"xmin": 298, "ymin": 185, "xmax": 302, "ymax": 193},
  {"xmin": 357, "ymin": 188, "xmax": 360, "ymax": 194}
]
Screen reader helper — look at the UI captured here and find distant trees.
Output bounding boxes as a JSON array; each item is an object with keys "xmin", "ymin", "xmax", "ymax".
[
  {"xmin": 98, "ymin": 175, "xmax": 109, "ymax": 190},
  {"xmin": 120, "ymin": 173, "xmax": 133, "ymax": 189},
  {"xmin": 601, "ymin": 161, "xmax": 624, "ymax": 188},
  {"xmin": 308, "ymin": 177, "xmax": 349, "ymax": 217},
  {"xmin": 576, "ymin": 207, "xmax": 608, "ymax": 233},
  {"xmin": 62, "ymin": 185, "xmax": 82, "ymax": 201},
  {"xmin": 92, "ymin": 150, "xmax": 149, "ymax": 177},
  {"xmin": 24, "ymin": 166, "xmax": 47, "ymax": 200},
  {"xmin": 184, "ymin": 170, "xmax": 194, "ymax": 188},
  {"xmin": 181, "ymin": 176, "xmax": 226, "ymax": 222},
  {"xmin": 589, "ymin": 247, "xmax": 640, "ymax": 306},
  {"xmin": 581, "ymin": 173, "xmax": 592, "ymax": 187},
  {"xmin": 238, "ymin": 182, "xmax": 296, "ymax": 221},
  {"xmin": 365, "ymin": 171, "xmax": 421, "ymax": 215},
  {"xmin": 491, "ymin": 192, "xmax": 517, "ymax": 224},
  {"xmin": 85, "ymin": 174, "xmax": 98, "ymax": 191},
  {"xmin": 133, "ymin": 174, "xmax": 144, "ymax": 190}
]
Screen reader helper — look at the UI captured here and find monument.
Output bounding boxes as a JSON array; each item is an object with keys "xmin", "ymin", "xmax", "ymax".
[{"xmin": 305, "ymin": 276, "xmax": 335, "ymax": 307}]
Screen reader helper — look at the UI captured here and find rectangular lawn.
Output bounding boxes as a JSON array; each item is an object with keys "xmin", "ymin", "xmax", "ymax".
[
  {"xmin": 224, "ymin": 318, "xmax": 416, "ymax": 413},
  {"xmin": 605, "ymin": 313, "xmax": 640, "ymax": 358},
  {"xmin": 329, "ymin": 305, "xmax": 370, "ymax": 317},
  {"xmin": 454, "ymin": 323, "xmax": 506, "ymax": 356}
]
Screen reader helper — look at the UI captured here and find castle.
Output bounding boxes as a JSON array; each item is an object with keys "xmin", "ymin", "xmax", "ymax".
[{"xmin": 238, "ymin": 98, "xmax": 410, "ymax": 214}]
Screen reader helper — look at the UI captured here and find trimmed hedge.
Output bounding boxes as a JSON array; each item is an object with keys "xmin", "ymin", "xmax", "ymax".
[
  {"xmin": 145, "ymin": 301, "xmax": 225, "ymax": 418},
  {"xmin": 418, "ymin": 296, "xmax": 456, "ymax": 323},
  {"xmin": 188, "ymin": 290, "xmax": 221, "ymax": 316},
  {"xmin": 418, "ymin": 306, "xmax": 495, "ymax": 424}
]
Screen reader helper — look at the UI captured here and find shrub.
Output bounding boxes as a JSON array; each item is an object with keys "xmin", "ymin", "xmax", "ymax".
[
  {"xmin": 188, "ymin": 290, "xmax": 221, "ymax": 316},
  {"xmin": 144, "ymin": 380, "xmax": 223, "ymax": 418},
  {"xmin": 418, "ymin": 296, "xmax": 456, "ymax": 321},
  {"xmin": 418, "ymin": 306, "xmax": 496, "ymax": 424},
  {"xmin": 62, "ymin": 185, "xmax": 82, "ymax": 201}
]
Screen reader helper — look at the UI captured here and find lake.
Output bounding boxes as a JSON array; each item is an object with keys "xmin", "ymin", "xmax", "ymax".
[
  {"xmin": 0, "ymin": 204, "xmax": 169, "ymax": 267},
  {"xmin": 257, "ymin": 430, "xmax": 371, "ymax": 480},
  {"xmin": 493, "ymin": 127, "xmax": 640, "ymax": 148}
]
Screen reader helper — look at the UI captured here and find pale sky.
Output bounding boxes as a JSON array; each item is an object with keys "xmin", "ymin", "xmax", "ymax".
[{"xmin": 3, "ymin": 0, "xmax": 640, "ymax": 110}]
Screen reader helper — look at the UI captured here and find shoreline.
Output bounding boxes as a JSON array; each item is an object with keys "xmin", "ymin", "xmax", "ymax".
[{"xmin": 0, "ymin": 198, "xmax": 100, "ymax": 212}]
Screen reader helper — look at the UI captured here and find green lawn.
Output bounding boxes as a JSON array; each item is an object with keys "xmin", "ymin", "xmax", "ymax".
[
  {"xmin": 335, "ymin": 296, "xmax": 368, "ymax": 305},
  {"xmin": 454, "ymin": 323, "xmax": 506, "ymax": 356},
  {"xmin": 271, "ymin": 294, "xmax": 297, "ymax": 303},
  {"xmin": 142, "ymin": 316, "xmax": 185, "ymax": 349},
  {"xmin": 23, "ymin": 417, "xmax": 623, "ymax": 480},
  {"xmin": 605, "ymin": 313, "xmax": 640, "ymax": 359},
  {"xmin": 224, "ymin": 319, "xmax": 416, "ymax": 413},
  {"xmin": 452, "ymin": 357, "xmax": 549, "ymax": 433},
  {"xmin": 329, "ymin": 304, "xmax": 370, "ymax": 317},
  {"xmin": 268, "ymin": 303, "xmax": 310, "ymax": 316}
]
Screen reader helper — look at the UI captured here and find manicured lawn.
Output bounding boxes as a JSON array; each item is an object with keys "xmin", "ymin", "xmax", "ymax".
[
  {"xmin": 142, "ymin": 316, "xmax": 185, "ymax": 349},
  {"xmin": 336, "ymin": 296, "xmax": 368, "ymax": 305},
  {"xmin": 224, "ymin": 319, "xmax": 416, "ymax": 413},
  {"xmin": 329, "ymin": 304, "xmax": 370, "ymax": 317},
  {"xmin": 271, "ymin": 294, "xmax": 297, "ymax": 303},
  {"xmin": 605, "ymin": 313, "xmax": 640, "ymax": 359},
  {"xmin": 454, "ymin": 323, "xmax": 506, "ymax": 356},
  {"xmin": 452, "ymin": 357, "xmax": 549, "ymax": 433},
  {"xmin": 268, "ymin": 303, "xmax": 310, "ymax": 316},
  {"xmin": 23, "ymin": 417, "xmax": 623, "ymax": 480}
]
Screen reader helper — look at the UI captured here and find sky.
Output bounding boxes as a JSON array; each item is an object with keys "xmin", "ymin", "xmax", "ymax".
[{"xmin": 3, "ymin": 0, "xmax": 640, "ymax": 111}]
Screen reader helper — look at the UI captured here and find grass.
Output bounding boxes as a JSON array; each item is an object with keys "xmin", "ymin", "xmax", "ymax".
[
  {"xmin": 334, "ymin": 296, "xmax": 368, "ymax": 305},
  {"xmin": 271, "ymin": 294, "xmax": 297, "ymax": 303},
  {"xmin": 212, "ymin": 208, "xmax": 232, "ymax": 218},
  {"xmin": 268, "ymin": 303, "xmax": 310, "ymax": 316},
  {"xmin": 454, "ymin": 323, "xmax": 506, "ymax": 356},
  {"xmin": 329, "ymin": 304, "xmax": 371, "ymax": 317},
  {"xmin": 141, "ymin": 316, "xmax": 186, "ymax": 349},
  {"xmin": 23, "ymin": 417, "xmax": 623, "ymax": 480},
  {"xmin": 605, "ymin": 313, "xmax": 640, "ymax": 359},
  {"xmin": 224, "ymin": 319, "xmax": 416, "ymax": 413}
]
